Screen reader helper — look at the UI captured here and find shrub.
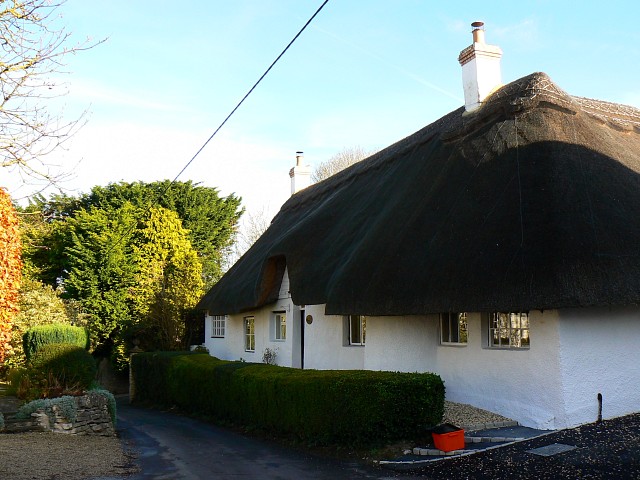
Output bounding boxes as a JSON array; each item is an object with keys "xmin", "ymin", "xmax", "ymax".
[
  {"xmin": 23, "ymin": 324, "xmax": 89, "ymax": 361},
  {"xmin": 15, "ymin": 395, "xmax": 77, "ymax": 424},
  {"xmin": 132, "ymin": 352, "xmax": 445, "ymax": 446},
  {"xmin": 27, "ymin": 343, "xmax": 97, "ymax": 397}
]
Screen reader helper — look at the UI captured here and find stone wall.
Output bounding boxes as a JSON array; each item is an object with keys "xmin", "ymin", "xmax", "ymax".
[{"xmin": 34, "ymin": 392, "xmax": 115, "ymax": 436}]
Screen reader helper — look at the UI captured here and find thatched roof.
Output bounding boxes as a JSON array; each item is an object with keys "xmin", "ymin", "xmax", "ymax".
[{"xmin": 198, "ymin": 72, "xmax": 640, "ymax": 316}]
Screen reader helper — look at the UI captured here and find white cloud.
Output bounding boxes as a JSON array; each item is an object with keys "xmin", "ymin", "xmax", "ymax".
[
  {"xmin": 492, "ymin": 19, "xmax": 541, "ymax": 51},
  {"xmin": 63, "ymin": 77, "xmax": 196, "ymax": 115}
]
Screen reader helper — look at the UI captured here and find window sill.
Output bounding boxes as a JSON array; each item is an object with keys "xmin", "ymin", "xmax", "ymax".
[
  {"xmin": 440, "ymin": 342, "xmax": 468, "ymax": 347},
  {"xmin": 486, "ymin": 346, "xmax": 530, "ymax": 351}
]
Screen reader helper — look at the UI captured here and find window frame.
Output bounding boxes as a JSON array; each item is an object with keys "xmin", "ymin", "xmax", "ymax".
[
  {"xmin": 244, "ymin": 316, "xmax": 255, "ymax": 352},
  {"xmin": 210, "ymin": 315, "xmax": 226, "ymax": 338},
  {"xmin": 348, "ymin": 315, "xmax": 366, "ymax": 346},
  {"xmin": 440, "ymin": 312, "xmax": 468, "ymax": 346},
  {"xmin": 489, "ymin": 312, "xmax": 530, "ymax": 349},
  {"xmin": 273, "ymin": 311, "xmax": 286, "ymax": 341}
]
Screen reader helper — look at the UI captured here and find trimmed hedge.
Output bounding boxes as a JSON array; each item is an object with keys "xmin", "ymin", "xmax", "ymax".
[
  {"xmin": 23, "ymin": 324, "xmax": 89, "ymax": 360},
  {"xmin": 132, "ymin": 352, "xmax": 444, "ymax": 446},
  {"xmin": 29, "ymin": 343, "xmax": 97, "ymax": 392}
]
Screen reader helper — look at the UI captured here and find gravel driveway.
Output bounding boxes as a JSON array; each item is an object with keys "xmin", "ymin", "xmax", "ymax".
[
  {"xmin": 410, "ymin": 413, "xmax": 640, "ymax": 479},
  {"xmin": 0, "ymin": 431, "xmax": 137, "ymax": 480}
]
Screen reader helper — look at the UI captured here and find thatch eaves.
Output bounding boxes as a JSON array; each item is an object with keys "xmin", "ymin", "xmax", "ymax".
[{"xmin": 198, "ymin": 72, "xmax": 640, "ymax": 316}]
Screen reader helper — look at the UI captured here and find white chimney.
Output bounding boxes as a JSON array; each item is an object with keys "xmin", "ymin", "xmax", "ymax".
[
  {"xmin": 289, "ymin": 151, "xmax": 311, "ymax": 195},
  {"xmin": 458, "ymin": 21, "xmax": 503, "ymax": 112}
]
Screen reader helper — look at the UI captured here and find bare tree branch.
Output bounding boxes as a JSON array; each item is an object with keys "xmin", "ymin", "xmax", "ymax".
[
  {"xmin": 0, "ymin": 1, "xmax": 104, "ymax": 190},
  {"xmin": 311, "ymin": 146, "xmax": 378, "ymax": 183}
]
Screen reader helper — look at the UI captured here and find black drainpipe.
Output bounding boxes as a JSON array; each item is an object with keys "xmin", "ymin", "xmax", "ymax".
[{"xmin": 300, "ymin": 308, "xmax": 305, "ymax": 370}]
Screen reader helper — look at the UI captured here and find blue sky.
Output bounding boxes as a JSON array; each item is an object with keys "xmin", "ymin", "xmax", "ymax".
[{"xmin": 2, "ymin": 0, "xmax": 639, "ymax": 217}]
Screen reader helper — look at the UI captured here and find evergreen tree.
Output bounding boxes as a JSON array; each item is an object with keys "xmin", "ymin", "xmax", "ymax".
[
  {"xmin": 130, "ymin": 207, "xmax": 204, "ymax": 351},
  {"xmin": 63, "ymin": 204, "xmax": 138, "ymax": 355}
]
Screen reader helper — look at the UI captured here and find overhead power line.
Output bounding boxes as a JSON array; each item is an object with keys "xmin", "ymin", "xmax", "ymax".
[
  {"xmin": 101, "ymin": 0, "xmax": 330, "ymax": 258},
  {"xmin": 172, "ymin": 0, "xmax": 331, "ymax": 183}
]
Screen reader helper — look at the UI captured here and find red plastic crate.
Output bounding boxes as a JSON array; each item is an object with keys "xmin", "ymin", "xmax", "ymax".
[{"xmin": 432, "ymin": 425, "xmax": 465, "ymax": 452}]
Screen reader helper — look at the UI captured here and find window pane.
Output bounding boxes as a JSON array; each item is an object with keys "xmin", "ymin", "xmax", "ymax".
[
  {"xmin": 349, "ymin": 315, "xmax": 365, "ymax": 345},
  {"xmin": 451, "ymin": 313, "xmax": 460, "ymax": 342},
  {"xmin": 489, "ymin": 312, "xmax": 530, "ymax": 348},
  {"xmin": 244, "ymin": 317, "xmax": 255, "ymax": 352},
  {"xmin": 362, "ymin": 316, "xmax": 366, "ymax": 344},
  {"xmin": 441, "ymin": 314, "xmax": 451, "ymax": 343},
  {"xmin": 458, "ymin": 313, "xmax": 468, "ymax": 343}
]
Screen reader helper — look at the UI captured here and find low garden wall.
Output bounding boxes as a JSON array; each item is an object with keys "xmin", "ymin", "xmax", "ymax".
[{"xmin": 16, "ymin": 391, "xmax": 116, "ymax": 436}]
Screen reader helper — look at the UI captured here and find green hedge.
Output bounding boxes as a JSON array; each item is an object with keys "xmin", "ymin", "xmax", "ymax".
[
  {"xmin": 29, "ymin": 343, "xmax": 97, "ymax": 392},
  {"xmin": 23, "ymin": 324, "xmax": 89, "ymax": 360},
  {"xmin": 132, "ymin": 352, "xmax": 445, "ymax": 446}
]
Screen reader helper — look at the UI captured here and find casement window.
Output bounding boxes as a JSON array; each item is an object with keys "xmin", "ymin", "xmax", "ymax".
[
  {"xmin": 211, "ymin": 315, "xmax": 226, "ymax": 338},
  {"xmin": 440, "ymin": 312, "xmax": 468, "ymax": 345},
  {"xmin": 489, "ymin": 312, "xmax": 530, "ymax": 348},
  {"xmin": 349, "ymin": 315, "xmax": 366, "ymax": 346},
  {"xmin": 273, "ymin": 311, "xmax": 286, "ymax": 341},
  {"xmin": 244, "ymin": 316, "xmax": 255, "ymax": 352}
]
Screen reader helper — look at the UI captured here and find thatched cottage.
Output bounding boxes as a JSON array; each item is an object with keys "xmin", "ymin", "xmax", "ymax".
[{"xmin": 197, "ymin": 23, "xmax": 640, "ymax": 430}]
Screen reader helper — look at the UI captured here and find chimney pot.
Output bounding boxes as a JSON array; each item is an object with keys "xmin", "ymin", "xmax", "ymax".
[
  {"xmin": 471, "ymin": 21, "xmax": 485, "ymax": 43},
  {"xmin": 295, "ymin": 151, "xmax": 304, "ymax": 167}
]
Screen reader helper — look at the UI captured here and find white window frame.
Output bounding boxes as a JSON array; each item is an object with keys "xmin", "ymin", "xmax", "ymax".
[
  {"xmin": 440, "ymin": 312, "xmax": 468, "ymax": 345},
  {"xmin": 244, "ymin": 316, "xmax": 255, "ymax": 352},
  {"xmin": 349, "ymin": 315, "xmax": 366, "ymax": 346},
  {"xmin": 211, "ymin": 315, "xmax": 226, "ymax": 338},
  {"xmin": 489, "ymin": 312, "xmax": 530, "ymax": 349},
  {"xmin": 273, "ymin": 311, "xmax": 286, "ymax": 341}
]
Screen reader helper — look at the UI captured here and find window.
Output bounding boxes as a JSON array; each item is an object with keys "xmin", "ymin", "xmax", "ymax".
[
  {"xmin": 244, "ymin": 316, "xmax": 255, "ymax": 352},
  {"xmin": 211, "ymin": 315, "xmax": 226, "ymax": 338},
  {"xmin": 440, "ymin": 312, "xmax": 468, "ymax": 345},
  {"xmin": 349, "ymin": 315, "xmax": 366, "ymax": 345},
  {"xmin": 274, "ymin": 312, "xmax": 286, "ymax": 340},
  {"xmin": 489, "ymin": 312, "xmax": 530, "ymax": 348}
]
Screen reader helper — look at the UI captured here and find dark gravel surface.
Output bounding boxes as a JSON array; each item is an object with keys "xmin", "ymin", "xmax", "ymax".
[{"xmin": 407, "ymin": 413, "xmax": 640, "ymax": 479}]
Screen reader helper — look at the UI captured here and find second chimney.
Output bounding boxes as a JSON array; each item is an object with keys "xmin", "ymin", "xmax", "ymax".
[
  {"xmin": 289, "ymin": 151, "xmax": 311, "ymax": 195},
  {"xmin": 458, "ymin": 22, "xmax": 503, "ymax": 112}
]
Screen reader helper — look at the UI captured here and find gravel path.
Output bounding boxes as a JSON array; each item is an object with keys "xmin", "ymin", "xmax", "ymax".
[
  {"xmin": 0, "ymin": 431, "xmax": 137, "ymax": 480},
  {"xmin": 413, "ymin": 413, "xmax": 640, "ymax": 479},
  {"xmin": 442, "ymin": 401, "xmax": 513, "ymax": 427}
]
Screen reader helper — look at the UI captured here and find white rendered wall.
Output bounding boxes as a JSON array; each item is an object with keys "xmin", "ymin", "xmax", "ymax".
[
  {"xmin": 363, "ymin": 311, "xmax": 566, "ymax": 430},
  {"xmin": 303, "ymin": 304, "xmax": 365, "ymax": 370},
  {"xmin": 557, "ymin": 307, "xmax": 640, "ymax": 428},
  {"xmin": 204, "ymin": 270, "xmax": 297, "ymax": 366}
]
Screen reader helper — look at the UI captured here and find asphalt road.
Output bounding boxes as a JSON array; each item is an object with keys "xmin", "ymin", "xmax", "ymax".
[{"xmin": 115, "ymin": 400, "xmax": 411, "ymax": 480}]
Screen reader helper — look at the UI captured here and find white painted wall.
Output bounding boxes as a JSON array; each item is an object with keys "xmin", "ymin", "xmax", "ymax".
[
  {"xmin": 205, "ymin": 275, "xmax": 640, "ymax": 430},
  {"xmin": 363, "ymin": 311, "xmax": 566, "ymax": 430},
  {"xmin": 557, "ymin": 307, "xmax": 640, "ymax": 428},
  {"xmin": 204, "ymin": 271, "xmax": 298, "ymax": 366},
  {"xmin": 303, "ymin": 304, "xmax": 365, "ymax": 370}
]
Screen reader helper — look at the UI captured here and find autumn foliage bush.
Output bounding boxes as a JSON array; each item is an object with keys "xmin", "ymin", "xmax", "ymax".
[{"xmin": 0, "ymin": 187, "xmax": 22, "ymax": 364}]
